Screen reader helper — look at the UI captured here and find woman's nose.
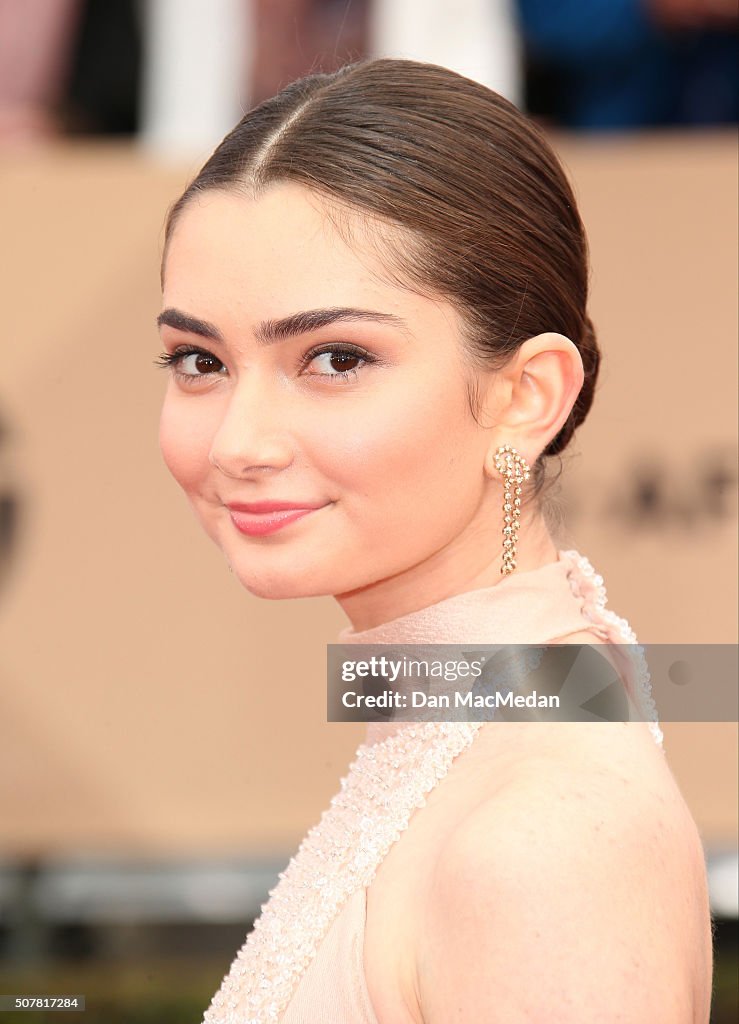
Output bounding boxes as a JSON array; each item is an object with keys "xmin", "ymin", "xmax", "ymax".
[{"xmin": 208, "ymin": 376, "xmax": 294, "ymax": 478}]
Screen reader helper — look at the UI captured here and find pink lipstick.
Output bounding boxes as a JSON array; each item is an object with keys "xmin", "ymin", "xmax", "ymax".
[{"xmin": 225, "ymin": 501, "xmax": 326, "ymax": 537}]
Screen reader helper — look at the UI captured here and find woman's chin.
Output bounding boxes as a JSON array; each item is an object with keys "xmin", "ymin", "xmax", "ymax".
[{"xmin": 228, "ymin": 564, "xmax": 337, "ymax": 601}]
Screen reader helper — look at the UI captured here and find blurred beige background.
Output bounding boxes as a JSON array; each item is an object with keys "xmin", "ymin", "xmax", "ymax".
[{"xmin": 0, "ymin": 130, "xmax": 736, "ymax": 859}]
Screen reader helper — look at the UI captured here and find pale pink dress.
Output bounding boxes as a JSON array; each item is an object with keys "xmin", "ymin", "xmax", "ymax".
[{"xmin": 202, "ymin": 550, "xmax": 664, "ymax": 1023}]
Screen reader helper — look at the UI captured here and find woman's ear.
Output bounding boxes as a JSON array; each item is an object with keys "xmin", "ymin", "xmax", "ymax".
[{"xmin": 487, "ymin": 332, "xmax": 585, "ymax": 456}]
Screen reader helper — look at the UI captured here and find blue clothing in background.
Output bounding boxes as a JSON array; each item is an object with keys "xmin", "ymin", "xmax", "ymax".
[{"xmin": 518, "ymin": 0, "xmax": 738, "ymax": 129}]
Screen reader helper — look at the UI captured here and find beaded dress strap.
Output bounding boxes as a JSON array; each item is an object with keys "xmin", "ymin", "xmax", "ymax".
[
  {"xmin": 559, "ymin": 550, "xmax": 664, "ymax": 750},
  {"xmin": 201, "ymin": 721, "xmax": 484, "ymax": 1023}
]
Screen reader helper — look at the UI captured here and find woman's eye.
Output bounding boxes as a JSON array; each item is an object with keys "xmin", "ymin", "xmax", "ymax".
[
  {"xmin": 153, "ymin": 346, "xmax": 226, "ymax": 384},
  {"xmin": 304, "ymin": 346, "xmax": 371, "ymax": 383},
  {"xmin": 154, "ymin": 343, "xmax": 374, "ymax": 386},
  {"xmin": 177, "ymin": 351, "xmax": 225, "ymax": 377}
]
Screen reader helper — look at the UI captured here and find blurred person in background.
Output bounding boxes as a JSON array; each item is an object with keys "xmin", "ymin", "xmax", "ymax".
[
  {"xmin": 368, "ymin": 0, "xmax": 523, "ymax": 105},
  {"xmin": 5, "ymin": 0, "xmax": 735, "ymax": 147},
  {"xmin": 0, "ymin": 0, "xmax": 363, "ymax": 152},
  {"xmin": 0, "ymin": 0, "xmax": 82, "ymax": 143},
  {"xmin": 518, "ymin": 0, "xmax": 739, "ymax": 129},
  {"xmin": 251, "ymin": 0, "xmax": 368, "ymax": 103},
  {"xmin": 0, "ymin": 0, "xmax": 140, "ymax": 144}
]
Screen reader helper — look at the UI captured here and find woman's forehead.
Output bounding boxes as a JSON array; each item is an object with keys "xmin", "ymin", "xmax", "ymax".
[
  {"xmin": 166, "ymin": 184, "xmax": 382, "ymax": 271},
  {"xmin": 162, "ymin": 183, "xmax": 458, "ymax": 336}
]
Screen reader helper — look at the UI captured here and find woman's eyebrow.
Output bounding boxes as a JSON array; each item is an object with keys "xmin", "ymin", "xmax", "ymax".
[
  {"xmin": 156, "ymin": 306, "xmax": 410, "ymax": 344},
  {"xmin": 256, "ymin": 307, "xmax": 410, "ymax": 343},
  {"xmin": 157, "ymin": 308, "xmax": 223, "ymax": 340}
]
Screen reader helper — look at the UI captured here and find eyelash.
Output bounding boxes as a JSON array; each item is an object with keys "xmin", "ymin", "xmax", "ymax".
[{"xmin": 152, "ymin": 343, "xmax": 376, "ymax": 386}]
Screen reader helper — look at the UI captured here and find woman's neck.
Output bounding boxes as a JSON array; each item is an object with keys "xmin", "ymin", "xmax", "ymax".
[{"xmin": 335, "ymin": 509, "xmax": 560, "ymax": 633}]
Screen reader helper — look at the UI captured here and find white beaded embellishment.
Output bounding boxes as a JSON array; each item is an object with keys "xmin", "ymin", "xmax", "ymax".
[
  {"xmin": 560, "ymin": 550, "xmax": 664, "ymax": 749},
  {"xmin": 201, "ymin": 721, "xmax": 485, "ymax": 1023}
]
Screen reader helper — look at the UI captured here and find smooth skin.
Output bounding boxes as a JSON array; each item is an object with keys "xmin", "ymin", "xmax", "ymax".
[
  {"xmin": 158, "ymin": 183, "xmax": 581, "ymax": 630},
  {"xmin": 362, "ymin": 713, "xmax": 713, "ymax": 1023},
  {"xmin": 158, "ymin": 181, "xmax": 713, "ymax": 1022}
]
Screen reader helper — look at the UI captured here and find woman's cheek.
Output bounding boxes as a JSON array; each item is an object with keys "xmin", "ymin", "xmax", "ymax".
[{"xmin": 158, "ymin": 403, "xmax": 211, "ymax": 495}]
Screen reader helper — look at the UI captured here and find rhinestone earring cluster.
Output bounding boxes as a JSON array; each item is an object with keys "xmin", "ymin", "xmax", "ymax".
[{"xmin": 493, "ymin": 444, "xmax": 531, "ymax": 575}]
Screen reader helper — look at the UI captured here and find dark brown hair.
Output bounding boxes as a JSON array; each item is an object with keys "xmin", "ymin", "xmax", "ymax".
[{"xmin": 162, "ymin": 57, "xmax": 600, "ymax": 497}]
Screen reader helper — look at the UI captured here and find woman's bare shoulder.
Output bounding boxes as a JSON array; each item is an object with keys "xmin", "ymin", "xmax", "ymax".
[{"xmin": 413, "ymin": 722, "xmax": 713, "ymax": 1022}]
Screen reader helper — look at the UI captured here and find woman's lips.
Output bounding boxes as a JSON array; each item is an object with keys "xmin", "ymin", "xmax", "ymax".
[{"xmin": 227, "ymin": 506, "xmax": 323, "ymax": 536}]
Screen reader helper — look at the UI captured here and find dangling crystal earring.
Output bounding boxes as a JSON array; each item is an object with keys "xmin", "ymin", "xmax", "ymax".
[{"xmin": 493, "ymin": 444, "xmax": 531, "ymax": 576}]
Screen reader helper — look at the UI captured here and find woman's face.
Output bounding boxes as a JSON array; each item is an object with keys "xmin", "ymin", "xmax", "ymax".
[{"xmin": 158, "ymin": 182, "xmax": 505, "ymax": 617}]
